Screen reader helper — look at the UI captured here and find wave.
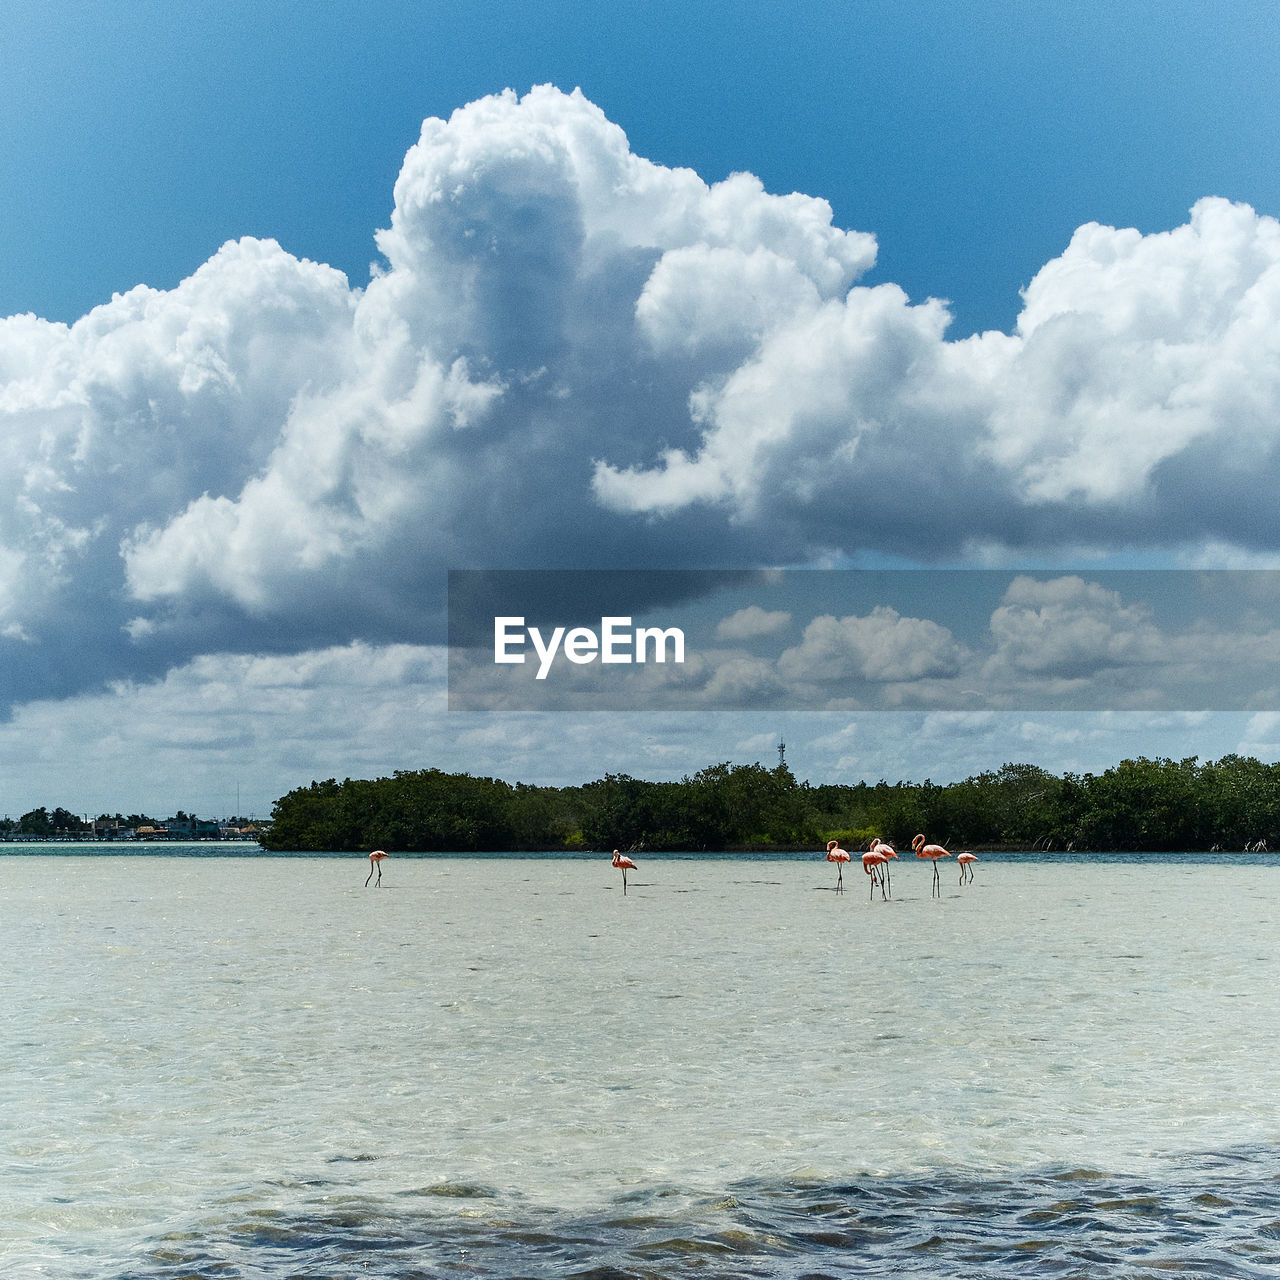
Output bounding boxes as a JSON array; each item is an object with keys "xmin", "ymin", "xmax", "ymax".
[{"xmin": 109, "ymin": 1146, "xmax": 1280, "ymax": 1279}]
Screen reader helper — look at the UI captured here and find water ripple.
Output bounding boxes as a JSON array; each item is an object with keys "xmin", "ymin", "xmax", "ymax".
[{"xmin": 111, "ymin": 1147, "xmax": 1280, "ymax": 1280}]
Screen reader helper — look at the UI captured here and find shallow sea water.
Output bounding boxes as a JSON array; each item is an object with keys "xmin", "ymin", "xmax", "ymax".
[{"xmin": 3, "ymin": 850, "xmax": 1280, "ymax": 1278}]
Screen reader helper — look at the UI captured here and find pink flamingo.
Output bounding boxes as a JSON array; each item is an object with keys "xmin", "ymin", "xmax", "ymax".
[
  {"xmin": 912, "ymin": 834, "xmax": 951, "ymax": 897},
  {"xmin": 862, "ymin": 847, "xmax": 888, "ymax": 900},
  {"xmin": 957, "ymin": 851, "xmax": 978, "ymax": 885},
  {"xmin": 825, "ymin": 839, "xmax": 851, "ymax": 893},
  {"xmin": 612, "ymin": 849, "xmax": 637, "ymax": 894},
  {"xmin": 365, "ymin": 849, "xmax": 389, "ymax": 886},
  {"xmin": 870, "ymin": 838, "xmax": 897, "ymax": 896}
]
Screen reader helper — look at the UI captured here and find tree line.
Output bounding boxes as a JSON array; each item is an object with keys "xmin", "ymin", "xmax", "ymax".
[
  {"xmin": 260, "ymin": 754, "xmax": 1280, "ymax": 853},
  {"xmin": 1, "ymin": 808, "xmax": 156, "ymax": 837},
  {"xmin": 1, "ymin": 809, "xmax": 247, "ymax": 837}
]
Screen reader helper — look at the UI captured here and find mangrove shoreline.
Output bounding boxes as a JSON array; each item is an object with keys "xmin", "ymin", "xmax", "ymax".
[{"xmin": 261, "ymin": 754, "xmax": 1280, "ymax": 854}]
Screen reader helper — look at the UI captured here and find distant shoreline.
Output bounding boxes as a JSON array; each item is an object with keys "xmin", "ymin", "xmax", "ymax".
[
  {"xmin": 0, "ymin": 836, "xmax": 263, "ymax": 846},
  {"xmin": 3, "ymin": 841, "xmax": 1274, "ymax": 856}
]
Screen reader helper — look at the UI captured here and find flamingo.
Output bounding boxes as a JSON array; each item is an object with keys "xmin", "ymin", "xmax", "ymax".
[
  {"xmin": 912, "ymin": 834, "xmax": 951, "ymax": 897},
  {"xmin": 862, "ymin": 847, "xmax": 888, "ymax": 900},
  {"xmin": 957, "ymin": 851, "xmax": 978, "ymax": 885},
  {"xmin": 870, "ymin": 838, "xmax": 897, "ymax": 896},
  {"xmin": 365, "ymin": 849, "xmax": 388, "ymax": 886},
  {"xmin": 612, "ymin": 849, "xmax": 637, "ymax": 894},
  {"xmin": 825, "ymin": 839, "xmax": 851, "ymax": 893}
]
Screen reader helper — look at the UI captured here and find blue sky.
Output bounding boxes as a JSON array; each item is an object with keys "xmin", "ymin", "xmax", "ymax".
[
  {"xmin": 3, "ymin": 2, "xmax": 1280, "ymax": 818},
  {"xmin": 9, "ymin": 1, "xmax": 1278, "ymax": 334}
]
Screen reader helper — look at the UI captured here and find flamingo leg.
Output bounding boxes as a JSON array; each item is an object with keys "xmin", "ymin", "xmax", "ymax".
[
  {"xmin": 883, "ymin": 864, "xmax": 891, "ymax": 898},
  {"xmin": 365, "ymin": 867, "xmax": 373, "ymax": 886},
  {"xmin": 933, "ymin": 862, "xmax": 940, "ymax": 897},
  {"xmin": 836, "ymin": 865, "xmax": 843, "ymax": 893}
]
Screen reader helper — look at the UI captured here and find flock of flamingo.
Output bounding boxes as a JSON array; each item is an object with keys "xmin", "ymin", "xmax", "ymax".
[
  {"xmin": 364, "ymin": 842, "xmax": 976, "ymax": 896},
  {"xmin": 824, "ymin": 836, "xmax": 977, "ymax": 899},
  {"xmin": 612, "ymin": 840, "xmax": 977, "ymax": 898}
]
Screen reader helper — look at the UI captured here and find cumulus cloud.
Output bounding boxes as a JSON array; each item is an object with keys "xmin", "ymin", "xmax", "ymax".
[
  {"xmin": 5, "ymin": 85, "xmax": 1280, "ymax": 714},
  {"xmin": 778, "ymin": 606, "xmax": 965, "ymax": 685},
  {"xmin": 985, "ymin": 575, "xmax": 1166, "ymax": 679},
  {"xmin": 0, "ymin": 642, "xmax": 447, "ymax": 815},
  {"xmin": 981, "ymin": 575, "xmax": 1280, "ymax": 707},
  {"xmin": 593, "ymin": 197, "xmax": 1280, "ymax": 560},
  {"xmin": 717, "ymin": 605, "xmax": 791, "ymax": 640}
]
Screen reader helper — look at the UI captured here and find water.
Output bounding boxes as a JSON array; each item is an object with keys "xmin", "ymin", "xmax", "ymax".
[{"xmin": 4, "ymin": 851, "xmax": 1280, "ymax": 1277}]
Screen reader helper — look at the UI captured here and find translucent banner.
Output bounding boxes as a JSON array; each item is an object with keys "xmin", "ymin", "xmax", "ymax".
[{"xmin": 447, "ymin": 569, "xmax": 1280, "ymax": 711}]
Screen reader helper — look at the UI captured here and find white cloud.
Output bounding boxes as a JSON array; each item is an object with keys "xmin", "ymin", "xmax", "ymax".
[
  {"xmin": 0, "ymin": 86, "xmax": 887, "ymax": 707},
  {"xmin": 636, "ymin": 245, "xmax": 825, "ymax": 359},
  {"xmin": 698, "ymin": 654, "xmax": 788, "ymax": 705},
  {"xmin": 593, "ymin": 284, "xmax": 962, "ymax": 519},
  {"xmin": 985, "ymin": 575, "xmax": 1165, "ymax": 678},
  {"xmin": 717, "ymin": 605, "xmax": 791, "ymax": 640},
  {"xmin": 594, "ymin": 194, "xmax": 1280, "ymax": 561},
  {"xmin": 0, "ymin": 643, "xmax": 447, "ymax": 817},
  {"xmin": 5, "ymin": 85, "xmax": 1280, "ymax": 726},
  {"xmin": 778, "ymin": 606, "xmax": 965, "ymax": 684},
  {"xmin": 976, "ymin": 575, "xmax": 1280, "ymax": 707},
  {"xmin": 986, "ymin": 199, "xmax": 1280, "ymax": 505}
]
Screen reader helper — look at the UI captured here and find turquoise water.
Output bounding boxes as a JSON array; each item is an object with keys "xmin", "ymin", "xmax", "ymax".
[{"xmin": 4, "ymin": 851, "xmax": 1279, "ymax": 1277}]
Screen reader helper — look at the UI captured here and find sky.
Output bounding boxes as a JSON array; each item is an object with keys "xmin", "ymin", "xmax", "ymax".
[{"xmin": 3, "ymin": 1, "xmax": 1280, "ymax": 820}]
